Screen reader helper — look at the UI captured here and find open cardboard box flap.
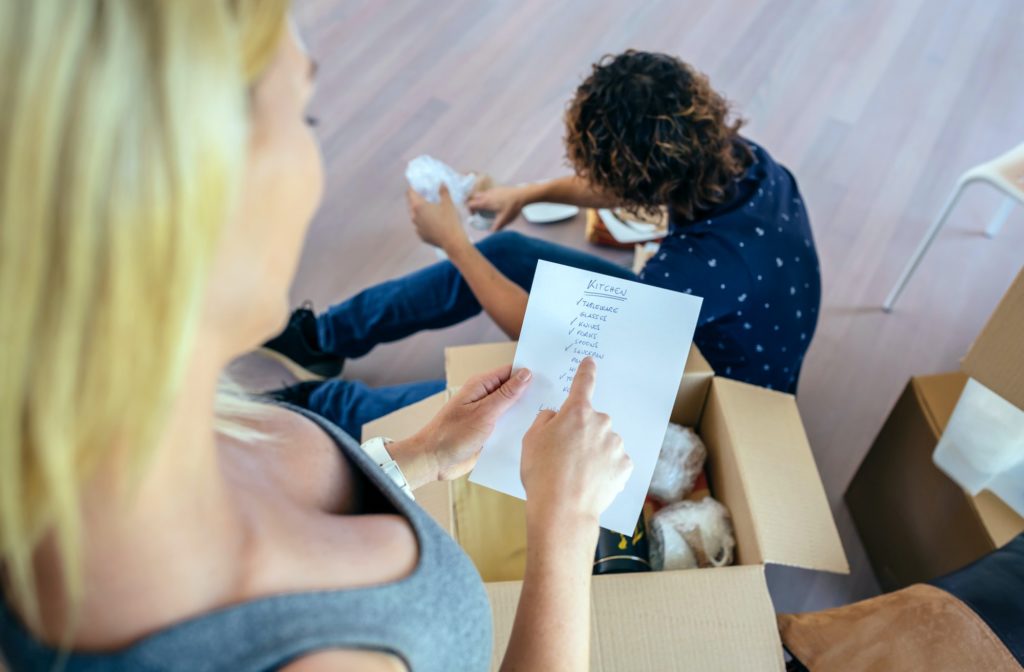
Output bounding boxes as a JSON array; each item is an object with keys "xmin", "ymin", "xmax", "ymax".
[
  {"xmin": 486, "ymin": 565, "xmax": 783, "ymax": 672},
  {"xmin": 445, "ymin": 342, "xmax": 519, "ymax": 391},
  {"xmin": 961, "ymin": 266, "xmax": 1024, "ymax": 410},
  {"xmin": 702, "ymin": 377, "xmax": 850, "ymax": 573}
]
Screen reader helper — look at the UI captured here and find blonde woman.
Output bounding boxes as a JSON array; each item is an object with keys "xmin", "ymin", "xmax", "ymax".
[{"xmin": 0, "ymin": 2, "xmax": 632, "ymax": 671}]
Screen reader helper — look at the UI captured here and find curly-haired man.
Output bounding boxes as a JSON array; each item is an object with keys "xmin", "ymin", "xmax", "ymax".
[{"xmin": 263, "ymin": 51, "xmax": 821, "ymax": 436}]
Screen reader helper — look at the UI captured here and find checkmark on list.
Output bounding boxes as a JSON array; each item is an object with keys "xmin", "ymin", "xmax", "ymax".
[
  {"xmin": 568, "ymin": 328, "xmax": 575, "ymax": 336},
  {"xmin": 570, "ymin": 317, "xmax": 578, "ymax": 326}
]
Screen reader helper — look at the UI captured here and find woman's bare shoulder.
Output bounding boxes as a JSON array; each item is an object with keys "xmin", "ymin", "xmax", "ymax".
[{"xmin": 221, "ymin": 402, "xmax": 355, "ymax": 514}]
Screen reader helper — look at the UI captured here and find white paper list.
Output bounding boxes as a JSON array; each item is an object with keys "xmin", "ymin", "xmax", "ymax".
[{"xmin": 470, "ymin": 260, "xmax": 703, "ymax": 534}]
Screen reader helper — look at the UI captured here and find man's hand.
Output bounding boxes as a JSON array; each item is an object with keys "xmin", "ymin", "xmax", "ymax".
[
  {"xmin": 467, "ymin": 184, "xmax": 529, "ymax": 231},
  {"xmin": 406, "ymin": 184, "xmax": 469, "ymax": 251}
]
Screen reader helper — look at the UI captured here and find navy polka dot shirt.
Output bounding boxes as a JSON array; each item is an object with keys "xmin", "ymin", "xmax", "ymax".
[{"xmin": 639, "ymin": 139, "xmax": 820, "ymax": 393}]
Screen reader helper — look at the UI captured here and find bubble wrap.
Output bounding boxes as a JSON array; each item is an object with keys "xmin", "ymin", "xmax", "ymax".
[
  {"xmin": 648, "ymin": 423, "xmax": 707, "ymax": 504},
  {"xmin": 648, "ymin": 497, "xmax": 736, "ymax": 571},
  {"xmin": 405, "ymin": 155, "xmax": 478, "ymax": 205}
]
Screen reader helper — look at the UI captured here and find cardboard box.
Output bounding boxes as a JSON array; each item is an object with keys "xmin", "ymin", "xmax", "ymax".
[
  {"xmin": 961, "ymin": 266, "xmax": 1024, "ymax": 411},
  {"xmin": 848, "ymin": 267, "xmax": 1024, "ymax": 591},
  {"xmin": 846, "ymin": 372, "xmax": 1024, "ymax": 591},
  {"xmin": 364, "ymin": 343, "xmax": 848, "ymax": 671}
]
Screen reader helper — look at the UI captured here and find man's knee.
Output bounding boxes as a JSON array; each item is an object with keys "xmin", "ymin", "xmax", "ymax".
[{"xmin": 477, "ymin": 230, "xmax": 529, "ymax": 258}]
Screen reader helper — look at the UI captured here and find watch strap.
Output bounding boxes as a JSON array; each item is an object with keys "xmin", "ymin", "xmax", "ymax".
[{"xmin": 359, "ymin": 436, "xmax": 415, "ymax": 500}]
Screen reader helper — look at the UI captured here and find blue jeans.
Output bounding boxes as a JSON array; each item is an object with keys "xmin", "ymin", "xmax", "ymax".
[{"xmin": 306, "ymin": 231, "xmax": 635, "ymax": 437}]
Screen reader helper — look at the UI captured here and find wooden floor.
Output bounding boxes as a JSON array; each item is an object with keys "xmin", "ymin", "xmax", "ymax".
[{"xmin": 243, "ymin": 0, "xmax": 1024, "ymax": 613}]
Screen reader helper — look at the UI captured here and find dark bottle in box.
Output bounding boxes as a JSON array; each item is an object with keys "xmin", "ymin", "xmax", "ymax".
[{"xmin": 593, "ymin": 514, "xmax": 650, "ymax": 575}]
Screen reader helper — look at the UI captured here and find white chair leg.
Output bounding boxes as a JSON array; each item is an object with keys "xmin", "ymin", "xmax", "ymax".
[
  {"xmin": 883, "ymin": 185, "xmax": 966, "ymax": 312},
  {"xmin": 985, "ymin": 195, "xmax": 1015, "ymax": 238}
]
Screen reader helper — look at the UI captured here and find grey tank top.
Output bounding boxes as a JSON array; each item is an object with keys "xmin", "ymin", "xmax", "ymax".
[{"xmin": 0, "ymin": 404, "xmax": 493, "ymax": 671}]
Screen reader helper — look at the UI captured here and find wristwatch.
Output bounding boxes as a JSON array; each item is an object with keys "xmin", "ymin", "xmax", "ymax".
[{"xmin": 360, "ymin": 436, "xmax": 415, "ymax": 500}]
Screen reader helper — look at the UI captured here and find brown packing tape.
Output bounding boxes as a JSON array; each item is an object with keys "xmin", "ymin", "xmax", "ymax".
[
  {"xmin": 704, "ymin": 378, "xmax": 849, "ymax": 574},
  {"xmin": 961, "ymin": 265, "xmax": 1024, "ymax": 410},
  {"xmin": 486, "ymin": 566, "xmax": 784, "ymax": 672}
]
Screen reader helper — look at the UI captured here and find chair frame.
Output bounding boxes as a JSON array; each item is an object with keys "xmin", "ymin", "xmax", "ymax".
[{"xmin": 883, "ymin": 142, "xmax": 1024, "ymax": 312}]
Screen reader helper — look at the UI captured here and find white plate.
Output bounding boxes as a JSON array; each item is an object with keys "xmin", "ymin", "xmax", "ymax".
[
  {"xmin": 521, "ymin": 202, "xmax": 580, "ymax": 224},
  {"xmin": 597, "ymin": 209, "xmax": 668, "ymax": 243}
]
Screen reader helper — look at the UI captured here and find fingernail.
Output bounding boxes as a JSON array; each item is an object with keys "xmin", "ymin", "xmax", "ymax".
[{"xmin": 516, "ymin": 368, "xmax": 532, "ymax": 382}]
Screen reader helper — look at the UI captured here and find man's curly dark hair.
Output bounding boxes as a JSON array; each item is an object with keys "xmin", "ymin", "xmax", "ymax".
[{"xmin": 565, "ymin": 50, "xmax": 752, "ymax": 221}]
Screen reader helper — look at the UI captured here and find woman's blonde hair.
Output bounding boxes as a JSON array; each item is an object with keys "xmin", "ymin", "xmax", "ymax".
[{"xmin": 0, "ymin": 0, "xmax": 290, "ymax": 628}]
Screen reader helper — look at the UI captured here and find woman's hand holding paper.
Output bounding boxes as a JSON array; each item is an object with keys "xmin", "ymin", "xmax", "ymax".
[{"xmin": 397, "ymin": 364, "xmax": 533, "ymax": 483}]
